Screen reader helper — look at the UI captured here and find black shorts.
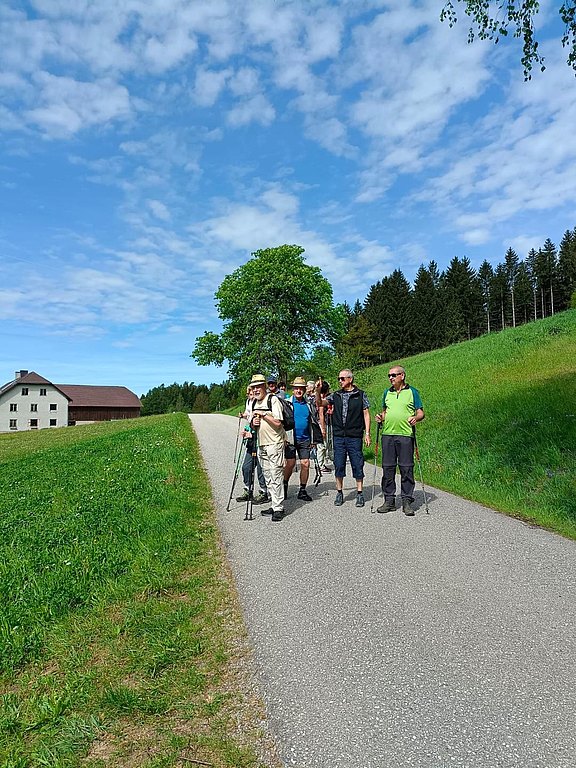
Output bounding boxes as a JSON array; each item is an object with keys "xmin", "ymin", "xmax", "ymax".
[{"xmin": 285, "ymin": 439, "xmax": 311, "ymax": 460}]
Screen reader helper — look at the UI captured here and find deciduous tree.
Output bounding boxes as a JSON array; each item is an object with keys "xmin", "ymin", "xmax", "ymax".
[{"xmin": 191, "ymin": 245, "xmax": 345, "ymax": 383}]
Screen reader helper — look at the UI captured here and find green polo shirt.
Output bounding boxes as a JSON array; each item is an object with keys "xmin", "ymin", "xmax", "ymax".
[{"xmin": 382, "ymin": 384, "xmax": 423, "ymax": 437}]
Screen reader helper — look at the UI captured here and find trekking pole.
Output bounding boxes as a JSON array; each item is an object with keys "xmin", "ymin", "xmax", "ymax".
[
  {"xmin": 326, "ymin": 416, "xmax": 334, "ymax": 463},
  {"xmin": 226, "ymin": 428, "xmax": 248, "ymax": 511},
  {"xmin": 233, "ymin": 415, "xmax": 243, "ymax": 465},
  {"xmin": 311, "ymin": 447, "xmax": 322, "ymax": 487},
  {"xmin": 245, "ymin": 428, "xmax": 258, "ymax": 521},
  {"xmin": 370, "ymin": 421, "xmax": 381, "ymax": 513},
  {"xmin": 413, "ymin": 427, "xmax": 430, "ymax": 515}
]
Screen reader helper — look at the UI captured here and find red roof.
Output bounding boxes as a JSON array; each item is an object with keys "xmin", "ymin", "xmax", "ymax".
[{"xmin": 57, "ymin": 385, "xmax": 141, "ymax": 408}]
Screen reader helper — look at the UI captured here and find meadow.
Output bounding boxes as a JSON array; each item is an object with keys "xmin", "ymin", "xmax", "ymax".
[
  {"xmin": 0, "ymin": 414, "xmax": 278, "ymax": 768},
  {"xmin": 358, "ymin": 310, "xmax": 576, "ymax": 538}
]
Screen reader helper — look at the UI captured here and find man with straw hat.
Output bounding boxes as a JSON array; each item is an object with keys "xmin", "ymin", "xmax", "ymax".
[
  {"xmin": 283, "ymin": 376, "xmax": 320, "ymax": 502},
  {"xmin": 249, "ymin": 373, "xmax": 286, "ymax": 521}
]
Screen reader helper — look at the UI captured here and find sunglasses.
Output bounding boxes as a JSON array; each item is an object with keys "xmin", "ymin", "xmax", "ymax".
[
  {"xmin": 338, "ymin": 376, "xmax": 350, "ymax": 381},
  {"xmin": 388, "ymin": 373, "xmax": 402, "ymax": 378}
]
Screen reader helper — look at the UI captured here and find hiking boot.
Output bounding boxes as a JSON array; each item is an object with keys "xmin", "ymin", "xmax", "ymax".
[
  {"xmin": 402, "ymin": 499, "xmax": 415, "ymax": 516},
  {"xmin": 297, "ymin": 487, "xmax": 313, "ymax": 501},
  {"xmin": 377, "ymin": 498, "xmax": 395, "ymax": 514},
  {"xmin": 355, "ymin": 492, "xmax": 365, "ymax": 508},
  {"xmin": 271, "ymin": 509, "xmax": 285, "ymax": 521},
  {"xmin": 334, "ymin": 490, "xmax": 344, "ymax": 506},
  {"xmin": 253, "ymin": 490, "xmax": 268, "ymax": 504},
  {"xmin": 260, "ymin": 507, "xmax": 274, "ymax": 516},
  {"xmin": 235, "ymin": 489, "xmax": 251, "ymax": 502}
]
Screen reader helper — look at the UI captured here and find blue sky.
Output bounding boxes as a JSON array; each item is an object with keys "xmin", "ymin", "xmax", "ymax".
[{"xmin": 1, "ymin": 0, "xmax": 575, "ymax": 396}]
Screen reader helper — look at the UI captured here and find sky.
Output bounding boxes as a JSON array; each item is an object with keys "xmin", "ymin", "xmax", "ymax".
[{"xmin": 1, "ymin": 0, "xmax": 576, "ymax": 397}]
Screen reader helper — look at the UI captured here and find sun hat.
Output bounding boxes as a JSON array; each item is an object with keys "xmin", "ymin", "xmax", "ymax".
[
  {"xmin": 290, "ymin": 376, "xmax": 307, "ymax": 387},
  {"xmin": 249, "ymin": 373, "xmax": 267, "ymax": 387}
]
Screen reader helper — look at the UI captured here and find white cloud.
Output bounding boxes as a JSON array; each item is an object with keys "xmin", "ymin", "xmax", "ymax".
[
  {"xmin": 25, "ymin": 73, "xmax": 132, "ymax": 137},
  {"xmin": 147, "ymin": 199, "xmax": 171, "ymax": 221},
  {"xmin": 193, "ymin": 67, "xmax": 231, "ymax": 106},
  {"xmin": 143, "ymin": 25, "xmax": 197, "ymax": 72},
  {"xmin": 226, "ymin": 93, "xmax": 275, "ymax": 127}
]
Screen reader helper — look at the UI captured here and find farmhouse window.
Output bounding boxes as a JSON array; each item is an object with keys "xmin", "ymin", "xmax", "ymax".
[
  {"xmin": 49, "ymin": 419, "xmax": 57, "ymax": 426},
  {"xmin": 10, "ymin": 403, "xmax": 17, "ymax": 412},
  {"xmin": 40, "ymin": 388, "xmax": 47, "ymax": 396},
  {"xmin": 50, "ymin": 403, "xmax": 57, "ymax": 411},
  {"xmin": 9, "ymin": 419, "xmax": 17, "ymax": 429},
  {"xmin": 30, "ymin": 403, "xmax": 38, "ymax": 412},
  {"xmin": 30, "ymin": 419, "xmax": 38, "ymax": 428},
  {"xmin": 21, "ymin": 387, "xmax": 28, "ymax": 395}
]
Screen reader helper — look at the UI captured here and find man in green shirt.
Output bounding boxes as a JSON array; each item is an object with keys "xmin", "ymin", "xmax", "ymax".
[{"xmin": 375, "ymin": 366, "xmax": 425, "ymax": 516}]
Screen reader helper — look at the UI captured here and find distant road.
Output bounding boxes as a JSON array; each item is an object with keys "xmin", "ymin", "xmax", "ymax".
[{"xmin": 190, "ymin": 413, "xmax": 576, "ymax": 768}]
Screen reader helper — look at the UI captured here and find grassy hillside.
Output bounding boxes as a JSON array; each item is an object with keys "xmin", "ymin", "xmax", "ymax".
[
  {"xmin": 358, "ymin": 310, "xmax": 576, "ymax": 538},
  {"xmin": 0, "ymin": 414, "xmax": 279, "ymax": 768}
]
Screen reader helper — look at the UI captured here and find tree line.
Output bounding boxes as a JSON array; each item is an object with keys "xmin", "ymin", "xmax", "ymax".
[
  {"xmin": 338, "ymin": 228, "xmax": 576, "ymax": 368},
  {"xmin": 140, "ymin": 380, "xmax": 238, "ymax": 416}
]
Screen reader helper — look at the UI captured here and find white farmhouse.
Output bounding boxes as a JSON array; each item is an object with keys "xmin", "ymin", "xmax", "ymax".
[{"xmin": 0, "ymin": 370, "xmax": 70, "ymax": 432}]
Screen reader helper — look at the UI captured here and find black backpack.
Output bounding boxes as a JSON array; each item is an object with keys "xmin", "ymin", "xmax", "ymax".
[{"xmin": 266, "ymin": 394, "xmax": 295, "ymax": 432}]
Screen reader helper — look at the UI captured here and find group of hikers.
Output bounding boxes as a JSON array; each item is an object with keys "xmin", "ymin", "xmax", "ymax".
[{"xmin": 234, "ymin": 367, "xmax": 424, "ymax": 522}]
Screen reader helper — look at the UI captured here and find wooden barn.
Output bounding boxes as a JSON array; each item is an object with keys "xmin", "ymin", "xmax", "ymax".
[{"xmin": 58, "ymin": 385, "xmax": 142, "ymax": 425}]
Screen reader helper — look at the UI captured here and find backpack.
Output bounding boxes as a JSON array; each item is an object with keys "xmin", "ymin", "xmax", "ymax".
[{"xmin": 266, "ymin": 393, "xmax": 295, "ymax": 432}]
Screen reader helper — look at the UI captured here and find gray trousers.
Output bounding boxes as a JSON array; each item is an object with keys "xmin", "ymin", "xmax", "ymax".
[{"xmin": 381, "ymin": 434, "xmax": 415, "ymax": 501}]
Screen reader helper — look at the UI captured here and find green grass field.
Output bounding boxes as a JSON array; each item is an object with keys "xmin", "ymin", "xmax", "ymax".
[
  {"xmin": 358, "ymin": 310, "xmax": 576, "ymax": 538},
  {"xmin": 0, "ymin": 414, "xmax": 278, "ymax": 768}
]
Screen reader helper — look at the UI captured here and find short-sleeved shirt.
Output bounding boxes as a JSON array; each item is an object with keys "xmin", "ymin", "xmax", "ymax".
[
  {"xmin": 382, "ymin": 385, "xmax": 423, "ymax": 437},
  {"xmin": 290, "ymin": 396, "xmax": 311, "ymax": 442},
  {"xmin": 253, "ymin": 394, "xmax": 285, "ymax": 445}
]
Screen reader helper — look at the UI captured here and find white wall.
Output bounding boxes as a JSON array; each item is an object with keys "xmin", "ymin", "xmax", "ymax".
[{"xmin": 0, "ymin": 384, "xmax": 69, "ymax": 432}]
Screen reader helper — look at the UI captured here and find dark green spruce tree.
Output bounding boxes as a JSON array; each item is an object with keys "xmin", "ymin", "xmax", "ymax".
[
  {"xmin": 504, "ymin": 247, "xmax": 520, "ymax": 327},
  {"xmin": 412, "ymin": 261, "xmax": 445, "ymax": 352},
  {"xmin": 363, "ymin": 279, "xmax": 387, "ymax": 345},
  {"xmin": 514, "ymin": 261, "xmax": 535, "ymax": 324},
  {"xmin": 478, "ymin": 260, "xmax": 494, "ymax": 333},
  {"xmin": 540, "ymin": 238, "xmax": 560, "ymax": 316},
  {"xmin": 441, "ymin": 257, "xmax": 484, "ymax": 340},
  {"xmin": 557, "ymin": 228, "xmax": 576, "ymax": 310},
  {"xmin": 491, "ymin": 264, "xmax": 509, "ymax": 330},
  {"xmin": 525, "ymin": 248, "xmax": 541, "ymax": 319}
]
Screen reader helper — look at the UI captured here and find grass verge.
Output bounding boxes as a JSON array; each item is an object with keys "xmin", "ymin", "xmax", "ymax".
[{"xmin": 0, "ymin": 413, "xmax": 280, "ymax": 767}]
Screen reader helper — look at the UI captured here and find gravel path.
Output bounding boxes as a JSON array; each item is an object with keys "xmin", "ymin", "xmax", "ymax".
[{"xmin": 190, "ymin": 413, "xmax": 576, "ymax": 768}]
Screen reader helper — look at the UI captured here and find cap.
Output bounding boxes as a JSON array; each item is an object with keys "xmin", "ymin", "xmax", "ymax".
[{"xmin": 267, "ymin": 375, "xmax": 277, "ymax": 384}]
